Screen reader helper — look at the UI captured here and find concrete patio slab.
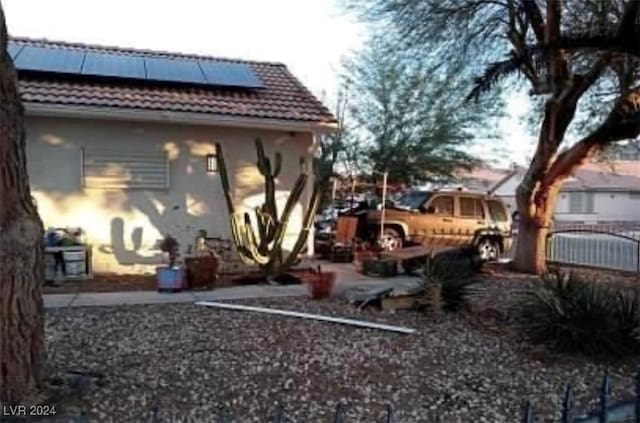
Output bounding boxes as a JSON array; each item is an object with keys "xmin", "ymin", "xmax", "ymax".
[
  {"xmin": 68, "ymin": 290, "xmax": 197, "ymax": 308},
  {"xmin": 43, "ymin": 294, "xmax": 77, "ymax": 308},
  {"xmin": 43, "ymin": 261, "xmax": 425, "ymax": 308}
]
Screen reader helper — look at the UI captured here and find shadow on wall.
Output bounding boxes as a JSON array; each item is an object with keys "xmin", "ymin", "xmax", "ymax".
[
  {"xmin": 27, "ymin": 120, "xmax": 308, "ymax": 273},
  {"xmin": 98, "ymin": 217, "xmax": 163, "ymax": 265}
]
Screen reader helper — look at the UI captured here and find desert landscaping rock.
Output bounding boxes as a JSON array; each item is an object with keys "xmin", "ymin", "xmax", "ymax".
[{"xmin": 43, "ymin": 274, "xmax": 638, "ymax": 422}]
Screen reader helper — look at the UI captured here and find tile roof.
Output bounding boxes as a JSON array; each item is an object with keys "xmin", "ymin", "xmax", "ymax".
[
  {"xmin": 563, "ymin": 163, "xmax": 640, "ymax": 192},
  {"xmin": 491, "ymin": 160, "xmax": 640, "ymax": 193},
  {"xmin": 11, "ymin": 38, "xmax": 337, "ymax": 125}
]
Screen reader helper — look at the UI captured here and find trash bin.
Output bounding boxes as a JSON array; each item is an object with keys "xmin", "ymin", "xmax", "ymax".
[{"xmin": 62, "ymin": 250, "xmax": 86, "ymax": 277}]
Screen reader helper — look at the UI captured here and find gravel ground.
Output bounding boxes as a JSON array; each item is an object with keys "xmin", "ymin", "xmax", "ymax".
[{"xmin": 42, "ymin": 273, "xmax": 638, "ymax": 423}]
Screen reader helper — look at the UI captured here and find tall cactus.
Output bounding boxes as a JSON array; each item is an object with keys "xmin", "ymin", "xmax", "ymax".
[{"xmin": 215, "ymin": 138, "xmax": 326, "ymax": 278}]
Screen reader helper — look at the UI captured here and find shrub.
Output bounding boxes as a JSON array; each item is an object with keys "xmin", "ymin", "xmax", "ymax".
[
  {"xmin": 422, "ymin": 253, "xmax": 481, "ymax": 312},
  {"xmin": 159, "ymin": 235, "xmax": 180, "ymax": 267},
  {"xmin": 517, "ymin": 270, "xmax": 640, "ymax": 357}
]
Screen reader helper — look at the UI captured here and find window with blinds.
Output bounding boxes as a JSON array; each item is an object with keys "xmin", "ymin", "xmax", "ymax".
[
  {"xmin": 568, "ymin": 192, "xmax": 595, "ymax": 213},
  {"xmin": 81, "ymin": 148, "xmax": 169, "ymax": 189}
]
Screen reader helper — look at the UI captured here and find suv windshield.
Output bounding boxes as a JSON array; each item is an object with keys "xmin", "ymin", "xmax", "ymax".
[{"xmin": 395, "ymin": 191, "xmax": 432, "ymax": 210}]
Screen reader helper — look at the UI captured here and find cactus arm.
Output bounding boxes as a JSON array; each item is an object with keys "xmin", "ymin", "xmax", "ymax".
[
  {"xmin": 215, "ymin": 143, "xmax": 235, "ymax": 215},
  {"xmin": 229, "ymin": 214, "xmax": 258, "ymax": 265},
  {"xmin": 231, "ymin": 213, "xmax": 270, "ymax": 265},
  {"xmin": 266, "ymin": 171, "xmax": 308, "ymax": 264},
  {"xmin": 255, "ymin": 138, "xmax": 279, "ymax": 236},
  {"xmin": 255, "ymin": 207, "xmax": 268, "ymax": 251},
  {"xmin": 273, "ymin": 152, "xmax": 282, "ymax": 177},
  {"xmin": 255, "ymin": 138, "xmax": 269, "ymax": 174},
  {"xmin": 281, "ymin": 179, "xmax": 327, "ymax": 269}
]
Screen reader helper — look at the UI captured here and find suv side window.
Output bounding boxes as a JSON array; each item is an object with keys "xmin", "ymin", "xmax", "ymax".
[
  {"xmin": 487, "ymin": 200, "xmax": 507, "ymax": 221},
  {"xmin": 428, "ymin": 196, "xmax": 454, "ymax": 216},
  {"xmin": 459, "ymin": 197, "xmax": 485, "ymax": 218}
]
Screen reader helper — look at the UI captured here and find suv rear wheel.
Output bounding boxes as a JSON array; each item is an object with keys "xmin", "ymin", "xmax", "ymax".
[
  {"xmin": 477, "ymin": 238, "xmax": 499, "ymax": 261},
  {"xmin": 378, "ymin": 227, "xmax": 403, "ymax": 251}
]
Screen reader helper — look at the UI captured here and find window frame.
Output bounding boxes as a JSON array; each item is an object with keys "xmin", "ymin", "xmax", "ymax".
[
  {"xmin": 487, "ymin": 199, "xmax": 508, "ymax": 222},
  {"xmin": 458, "ymin": 196, "xmax": 485, "ymax": 219},
  {"xmin": 426, "ymin": 195, "xmax": 455, "ymax": 216},
  {"xmin": 81, "ymin": 147, "xmax": 170, "ymax": 190}
]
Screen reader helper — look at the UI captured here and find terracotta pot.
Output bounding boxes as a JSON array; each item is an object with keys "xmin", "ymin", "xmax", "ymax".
[{"xmin": 307, "ymin": 272, "xmax": 336, "ymax": 300}]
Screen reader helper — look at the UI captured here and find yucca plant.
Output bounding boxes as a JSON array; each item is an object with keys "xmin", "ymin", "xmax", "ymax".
[
  {"xmin": 517, "ymin": 270, "xmax": 640, "ymax": 357},
  {"xmin": 422, "ymin": 254, "xmax": 481, "ymax": 312}
]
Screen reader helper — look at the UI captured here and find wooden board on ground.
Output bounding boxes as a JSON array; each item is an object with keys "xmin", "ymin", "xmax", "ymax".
[{"xmin": 381, "ymin": 295, "xmax": 426, "ymax": 312}]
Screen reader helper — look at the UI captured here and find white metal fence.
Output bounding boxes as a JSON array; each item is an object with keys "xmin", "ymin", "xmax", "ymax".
[{"xmin": 545, "ymin": 222, "xmax": 640, "ymax": 273}]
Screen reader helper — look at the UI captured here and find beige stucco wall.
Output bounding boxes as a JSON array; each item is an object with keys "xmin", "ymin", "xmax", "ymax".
[{"xmin": 25, "ymin": 115, "xmax": 315, "ymax": 274}]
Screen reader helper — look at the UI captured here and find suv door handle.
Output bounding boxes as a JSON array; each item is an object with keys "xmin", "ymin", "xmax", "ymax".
[{"xmin": 442, "ymin": 218, "xmax": 452, "ymax": 222}]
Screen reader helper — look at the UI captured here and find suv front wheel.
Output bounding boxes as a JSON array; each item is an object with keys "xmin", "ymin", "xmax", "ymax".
[
  {"xmin": 477, "ymin": 238, "xmax": 500, "ymax": 262},
  {"xmin": 377, "ymin": 227, "xmax": 404, "ymax": 251}
]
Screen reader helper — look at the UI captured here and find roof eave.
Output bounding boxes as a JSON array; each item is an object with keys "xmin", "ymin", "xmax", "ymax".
[
  {"xmin": 24, "ymin": 102, "xmax": 339, "ymax": 134},
  {"xmin": 488, "ymin": 169, "xmax": 519, "ymax": 194}
]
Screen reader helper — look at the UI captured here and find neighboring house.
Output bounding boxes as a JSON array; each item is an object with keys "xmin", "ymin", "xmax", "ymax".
[
  {"xmin": 490, "ymin": 161, "xmax": 640, "ymax": 223},
  {"xmin": 453, "ymin": 166, "xmax": 512, "ymax": 192},
  {"xmin": 10, "ymin": 38, "xmax": 337, "ymax": 273}
]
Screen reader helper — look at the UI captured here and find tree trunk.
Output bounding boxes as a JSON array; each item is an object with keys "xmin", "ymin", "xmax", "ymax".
[
  {"xmin": 512, "ymin": 218, "xmax": 549, "ymax": 274},
  {"xmin": 512, "ymin": 176, "xmax": 560, "ymax": 275},
  {"xmin": 0, "ymin": 4, "xmax": 45, "ymax": 405}
]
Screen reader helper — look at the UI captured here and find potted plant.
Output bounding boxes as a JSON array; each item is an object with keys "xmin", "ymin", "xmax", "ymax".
[
  {"xmin": 306, "ymin": 266, "xmax": 336, "ymax": 300},
  {"xmin": 156, "ymin": 235, "xmax": 185, "ymax": 292}
]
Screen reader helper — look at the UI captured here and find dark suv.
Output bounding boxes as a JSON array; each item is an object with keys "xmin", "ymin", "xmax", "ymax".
[{"xmin": 363, "ymin": 189, "xmax": 512, "ymax": 261}]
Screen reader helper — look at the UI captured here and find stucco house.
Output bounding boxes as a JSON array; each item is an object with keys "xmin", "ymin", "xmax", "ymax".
[
  {"xmin": 490, "ymin": 160, "xmax": 640, "ymax": 223},
  {"xmin": 10, "ymin": 38, "xmax": 337, "ymax": 274}
]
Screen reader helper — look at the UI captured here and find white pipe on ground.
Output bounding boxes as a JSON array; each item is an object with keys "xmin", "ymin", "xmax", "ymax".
[{"xmin": 195, "ymin": 301, "xmax": 416, "ymax": 334}]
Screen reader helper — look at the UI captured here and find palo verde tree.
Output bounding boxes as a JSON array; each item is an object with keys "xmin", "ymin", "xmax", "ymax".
[
  {"xmin": 315, "ymin": 87, "xmax": 351, "ymax": 185},
  {"xmin": 349, "ymin": 0, "xmax": 640, "ymax": 273},
  {"xmin": 314, "ymin": 87, "xmax": 358, "ymax": 206},
  {"xmin": 345, "ymin": 38, "xmax": 500, "ymax": 186},
  {"xmin": 0, "ymin": 1, "xmax": 46, "ymax": 404}
]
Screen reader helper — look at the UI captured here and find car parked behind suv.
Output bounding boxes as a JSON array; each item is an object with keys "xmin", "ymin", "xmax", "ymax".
[{"xmin": 361, "ymin": 189, "xmax": 512, "ymax": 261}]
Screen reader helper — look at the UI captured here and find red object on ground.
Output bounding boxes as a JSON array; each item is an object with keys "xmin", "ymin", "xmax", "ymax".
[{"xmin": 307, "ymin": 272, "xmax": 336, "ymax": 300}]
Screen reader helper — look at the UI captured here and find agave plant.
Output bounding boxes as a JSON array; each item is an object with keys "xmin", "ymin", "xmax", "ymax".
[
  {"xmin": 422, "ymin": 253, "xmax": 481, "ymax": 312},
  {"xmin": 517, "ymin": 270, "xmax": 640, "ymax": 357},
  {"xmin": 613, "ymin": 290, "xmax": 640, "ymax": 353}
]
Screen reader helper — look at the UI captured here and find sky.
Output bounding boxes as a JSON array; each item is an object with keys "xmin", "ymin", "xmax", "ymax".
[{"xmin": 3, "ymin": 0, "xmax": 535, "ymax": 166}]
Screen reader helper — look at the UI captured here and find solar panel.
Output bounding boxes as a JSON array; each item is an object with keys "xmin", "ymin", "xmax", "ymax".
[
  {"xmin": 8, "ymin": 43, "xmax": 24, "ymax": 60},
  {"xmin": 82, "ymin": 52, "xmax": 146, "ymax": 79},
  {"xmin": 14, "ymin": 46, "xmax": 85, "ymax": 74},
  {"xmin": 144, "ymin": 57, "xmax": 206, "ymax": 84},
  {"xmin": 199, "ymin": 61, "xmax": 263, "ymax": 88},
  {"xmin": 9, "ymin": 42, "xmax": 264, "ymax": 89}
]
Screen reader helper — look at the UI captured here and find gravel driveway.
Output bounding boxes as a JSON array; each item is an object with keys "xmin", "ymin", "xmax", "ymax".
[{"xmin": 43, "ymin": 274, "xmax": 638, "ymax": 422}]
